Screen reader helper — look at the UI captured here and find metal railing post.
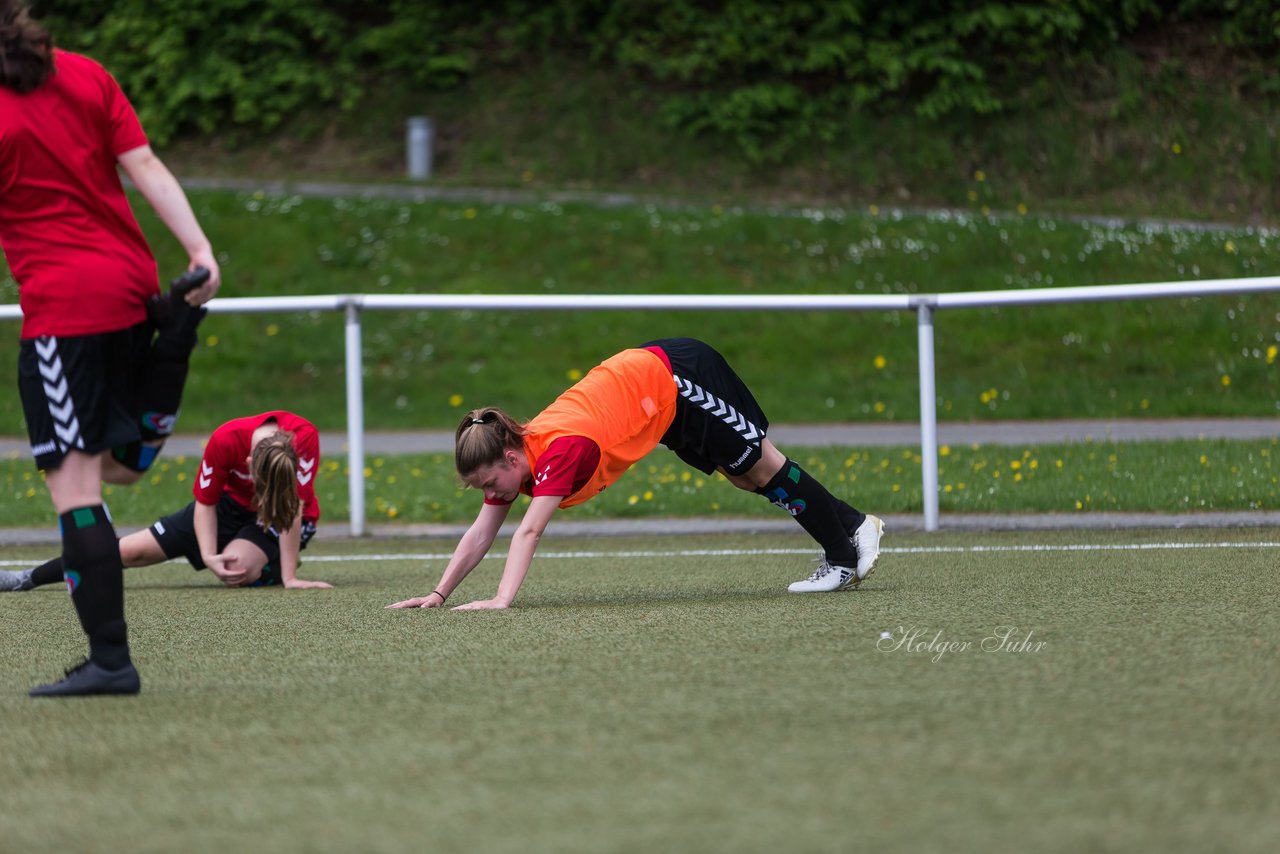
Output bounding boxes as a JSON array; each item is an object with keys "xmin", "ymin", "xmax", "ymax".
[
  {"xmin": 915, "ymin": 298, "xmax": 940, "ymax": 532},
  {"xmin": 6, "ymin": 273, "xmax": 1279, "ymax": 538},
  {"xmin": 344, "ymin": 300, "xmax": 366, "ymax": 536}
]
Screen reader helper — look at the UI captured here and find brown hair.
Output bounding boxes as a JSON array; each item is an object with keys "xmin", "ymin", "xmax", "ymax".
[
  {"xmin": 251, "ymin": 431, "xmax": 301, "ymax": 533},
  {"xmin": 0, "ymin": 1, "xmax": 53, "ymax": 93},
  {"xmin": 455, "ymin": 407, "xmax": 527, "ymax": 478}
]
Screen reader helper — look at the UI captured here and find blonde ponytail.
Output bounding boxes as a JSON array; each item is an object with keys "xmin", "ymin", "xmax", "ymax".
[{"xmin": 251, "ymin": 431, "xmax": 301, "ymax": 533}]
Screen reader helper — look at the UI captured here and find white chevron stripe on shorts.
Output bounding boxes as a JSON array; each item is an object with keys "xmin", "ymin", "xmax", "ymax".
[
  {"xmin": 34, "ymin": 336, "xmax": 84, "ymax": 452},
  {"xmin": 674, "ymin": 374, "xmax": 762, "ymax": 443}
]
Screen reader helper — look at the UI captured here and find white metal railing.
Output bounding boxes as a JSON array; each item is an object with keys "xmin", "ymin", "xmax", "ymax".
[{"xmin": 5, "ymin": 274, "xmax": 1280, "ymax": 533}]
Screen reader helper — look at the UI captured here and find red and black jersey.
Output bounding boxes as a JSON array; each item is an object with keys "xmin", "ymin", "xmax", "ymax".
[
  {"xmin": 193, "ymin": 412, "xmax": 321, "ymax": 523},
  {"xmin": 0, "ymin": 50, "xmax": 158, "ymax": 339},
  {"xmin": 484, "ymin": 435, "xmax": 601, "ymax": 506},
  {"xmin": 518, "ymin": 348, "xmax": 677, "ymax": 508}
]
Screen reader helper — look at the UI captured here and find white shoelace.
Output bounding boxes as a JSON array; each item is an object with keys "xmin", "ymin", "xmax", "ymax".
[{"xmin": 804, "ymin": 558, "xmax": 836, "ymax": 581}]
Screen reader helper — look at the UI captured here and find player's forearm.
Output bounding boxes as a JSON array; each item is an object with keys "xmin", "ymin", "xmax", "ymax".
[
  {"xmin": 493, "ymin": 527, "xmax": 541, "ymax": 606},
  {"xmin": 278, "ymin": 516, "xmax": 303, "ymax": 583},
  {"xmin": 193, "ymin": 502, "xmax": 218, "ymax": 559},
  {"xmin": 118, "ymin": 147, "xmax": 211, "ymax": 258},
  {"xmin": 434, "ymin": 527, "xmax": 495, "ymax": 598}
]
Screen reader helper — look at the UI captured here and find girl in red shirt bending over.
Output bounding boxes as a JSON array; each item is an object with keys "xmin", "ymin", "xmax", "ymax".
[{"xmin": 2, "ymin": 412, "xmax": 331, "ymax": 594}]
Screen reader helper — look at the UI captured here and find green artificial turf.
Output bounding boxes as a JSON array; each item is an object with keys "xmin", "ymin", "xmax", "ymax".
[{"xmin": 2, "ymin": 529, "xmax": 1277, "ymax": 852}]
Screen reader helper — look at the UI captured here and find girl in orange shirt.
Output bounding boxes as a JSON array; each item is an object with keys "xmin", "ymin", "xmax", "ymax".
[{"xmin": 389, "ymin": 338, "xmax": 883, "ymax": 611}]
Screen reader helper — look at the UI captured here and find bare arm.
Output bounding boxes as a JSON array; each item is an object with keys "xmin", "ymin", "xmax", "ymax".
[
  {"xmin": 116, "ymin": 144, "xmax": 221, "ymax": 303},
  {"xmin": 386, "ymin": 501, "xmax": 512, "ymax": 609},
  {"xmin": 279, "ymin": 513, "xmax": 331, "ymax": 589},
  {"xmin": 451, "ymin": 495, "xmax": 561, "ymax": 611}
]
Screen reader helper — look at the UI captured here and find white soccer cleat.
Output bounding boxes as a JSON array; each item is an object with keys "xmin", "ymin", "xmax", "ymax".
[
  {"xmin": 0, "ymin": 568, "xmax": 35, "ymax": 592},
  {"xmin": 851, "ymin": 514, "xmax": 885, "ymax": 586},
  {"xmin": 788, "ymin": 559, "xmax": 857, "ymax": 593}
]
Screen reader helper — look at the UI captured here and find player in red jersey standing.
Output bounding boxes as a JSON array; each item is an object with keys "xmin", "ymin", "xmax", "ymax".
[
  {"xmin": 1, "ymin": 412, "xmax": 331, "ymax": 593},
  {"xmin": 0, "ymin": 2, "xmax": 221, "ymax": 695}
]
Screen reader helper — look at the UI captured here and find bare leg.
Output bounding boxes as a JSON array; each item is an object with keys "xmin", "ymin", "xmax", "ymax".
[
  {"xmin": 44, "ymin": 450, "xmax": 105, "ymax": 513},
  {"xmin": 118, "ymin": 528, "xmax": 170, "ymax": 567},
  {"xmin": 721, "ymin": 439, "xmax": 862, "ymax": 567},
  {"xmin": 721, "ymin": 439, "xmax": 787, "ymax": 491},
  {"xmin": 102, "ymin": 454, "xmax": 149, "ymax": 485}
]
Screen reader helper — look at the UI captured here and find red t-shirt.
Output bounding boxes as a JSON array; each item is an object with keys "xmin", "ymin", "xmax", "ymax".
[
  {"xmin": 484, "ymin": 435, "xmax": 601, "ymax": 506},
  {"xmin": 0, "ymin": 49, "xmax": 158, "ymax": 338},
  {"xmin": 193, "ymin": 412, "xmax": 322, "ymax": 524}
]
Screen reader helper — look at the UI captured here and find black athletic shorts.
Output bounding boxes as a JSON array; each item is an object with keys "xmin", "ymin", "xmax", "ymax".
[
  {"xmin": 18, "ymin": 323, "xmax": 152, "ymax": 471},
  {"xmin": 149, "ymin": 494, "xmax": 317, "ymax": 588},
  {"xmin": 644, "ymin": 338, "xmax": 769, "ymax": 477}
]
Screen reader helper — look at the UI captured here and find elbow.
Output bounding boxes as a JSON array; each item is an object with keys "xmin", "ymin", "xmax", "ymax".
[
  {"xmin": 119, "ymin": 146, "xmax": 160, "ymax": 179},
  {"xmin": 514, "ymin": 525, "xmax": 545, "ymax": 548},
  {"xmin": 134, "ymin": 148, "xmax": 161, "ymax": 170}
]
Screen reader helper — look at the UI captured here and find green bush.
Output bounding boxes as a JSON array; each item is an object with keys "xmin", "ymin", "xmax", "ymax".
[
  {"xmin": 31, "ymin": 0, "xmax": 1280, "ymax": 155},
  {"xmin": 39, "ymin": 0, "xmax": 361, "ymax": 143}
]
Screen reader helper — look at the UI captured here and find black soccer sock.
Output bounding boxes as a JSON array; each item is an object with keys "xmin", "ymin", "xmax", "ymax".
[
  {"xmin": 155, "ymin": 300, "xmax": 207, "ymax": 356},
  {"xmin": 758, "ymin": 459, "xmax": 859, "ymax": 566},
  {"xmin": 30, "ymin": 556, "xmax": 65, "ymax": 588},
  {"xmin": 60, "ymin": 505, "xmax": 131, "ymax": 671},
  {"xmin": 833, "ymin": 498, "xmax": 866, "ymax": 537},
  {"xmin": 117, "ymin": 312, "xmax": 206, "ymax": 466}
]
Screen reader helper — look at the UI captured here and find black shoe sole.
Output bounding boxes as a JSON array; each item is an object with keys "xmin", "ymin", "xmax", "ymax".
[{"xmin": 29, "ymin": 664, "xmax": 141, "ymax": 697}]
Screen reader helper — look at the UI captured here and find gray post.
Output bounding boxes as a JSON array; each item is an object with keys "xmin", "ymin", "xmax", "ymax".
[
  {"xmin": 915, "ymin": 299, "xmax": 940, "ymax": 531},
  {"xmin": 344, "ymin": 301, "xmax": 366, "ymax": 536},
  {"xmin": 406, "ymin": 116, "xmax": 433, "ymax": 180}
]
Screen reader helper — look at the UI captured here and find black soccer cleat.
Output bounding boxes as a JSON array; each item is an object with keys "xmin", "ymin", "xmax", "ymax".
[{"xmin": 29, "ymin": 659, "xmax": 141, "ymax": 697}]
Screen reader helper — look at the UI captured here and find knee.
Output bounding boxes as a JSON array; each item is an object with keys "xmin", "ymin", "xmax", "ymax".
[
  {"xmin": 740, "ymin": 441, "xmax": 787, "ymax": 490},
  {"xmin": 735, "ymin": 460, "xmax": 784, "ymax": 491},
  {"xmin": 118, "ymin": 541, "xmax": 143, "ymax": 566},
  {"xmin": 722, "ymin": 445, "xmax": 786, "ymax": 492},
  {"xmin": 104, "ymin": 442, "xmax": 164, "ymax": 483},
  {"xmin": 223, "ymin": 563, "xmax": 263, "ymax": 588},
  {"xmin": 746, "ymin": 466, "xmax": 781, "ymax": 490},
  {"xmin": 118, "ymin": 539, "xmax": 150, "ymax": 567},
  {"xmin": 727, "ymin": 472, "xmax": 765, "ymax": 492},
  {"xmin": 102, "ymin": 462, "xmax": 144, "ymax": 486}
]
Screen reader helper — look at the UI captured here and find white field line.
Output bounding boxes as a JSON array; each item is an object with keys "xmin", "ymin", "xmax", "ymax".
[
  {"xmin": 298, "ymin": 541, "xmax": 1280, "ymax": 562},
  {"xmin": 4, "ymin": 541, "xmax": 1280, "ymax": 568}
]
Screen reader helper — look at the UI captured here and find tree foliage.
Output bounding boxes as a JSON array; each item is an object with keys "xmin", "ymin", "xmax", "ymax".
[{"xmin": 30, "ymin": 0, "xmax": 1280, "ymax": 157}]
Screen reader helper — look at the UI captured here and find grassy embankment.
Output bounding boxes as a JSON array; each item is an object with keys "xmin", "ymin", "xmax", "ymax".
[{"xmin": 1, "ymin": 57, "xmax": 1277, "ymax": 523}]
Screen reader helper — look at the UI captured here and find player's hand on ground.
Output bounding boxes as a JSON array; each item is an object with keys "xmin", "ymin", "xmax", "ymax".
[
  {"xmin": 284, "ymin": 578, "xmax": 333, "ymax": 590},
  {"xmin": 450, "ymin": 598, "xmax": 510, "ymax": 611},
  {"xmin": 204, "ymin": 553, "xmax": 246, "ymax": 586},
  {"xmin": 385, "ymin": 594, "xmax": 445, "ymax": 609}
]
